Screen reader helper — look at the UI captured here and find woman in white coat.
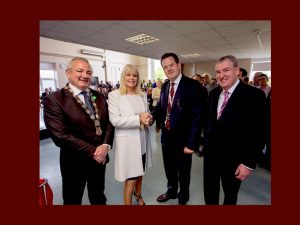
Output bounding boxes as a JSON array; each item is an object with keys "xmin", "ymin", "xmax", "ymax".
[{"xmin": 108, "ymin": 64, "xmax": 152, "ymax": 205}]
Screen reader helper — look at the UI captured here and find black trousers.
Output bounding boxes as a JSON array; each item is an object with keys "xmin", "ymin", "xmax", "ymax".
[
  {"xmin": 60, "ymin": 152, "xmax": 107, "ymax": 205},
  {"xmin": 161, "ymin": 138, "xmax": 192, "ymax": 203},
  {"xmin": 203, "ymin": 155, "xmax": 241, "ymax": 205}
]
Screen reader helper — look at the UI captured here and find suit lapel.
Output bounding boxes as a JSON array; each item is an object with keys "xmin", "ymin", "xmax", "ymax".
[
  {"xmin": 172, "ymin": 75, "xmax": 184, "ymax": 108},
  {"xmin": 218, "ymin": 81, "xmax": 243, "ymax": 120},
  {"xmin": 212, "ymin": 87, "xmax": 222, "ymax": 120},
  {"xmin": 163, "ymin": 81, "xmax": 170, "ymax": 111}
]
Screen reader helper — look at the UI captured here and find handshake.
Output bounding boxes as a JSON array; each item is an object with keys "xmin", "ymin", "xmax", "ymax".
[{"xmin": 139, "ymin": 112, "xmax": 153, "ymax": 128}]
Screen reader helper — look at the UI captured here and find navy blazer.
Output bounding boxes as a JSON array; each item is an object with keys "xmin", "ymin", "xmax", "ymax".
[
  {"xmin": 153, "ymin": 75, "xmax": 206, "ymax": 151},
  {"xmin": 204, "ymin": 81, "xmax": 266, "ymax": 169}
]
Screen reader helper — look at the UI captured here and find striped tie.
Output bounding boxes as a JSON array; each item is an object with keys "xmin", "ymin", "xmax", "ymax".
[{"xmin": 217, "ymin": 91, "xmax": 230, "ymax": 120}]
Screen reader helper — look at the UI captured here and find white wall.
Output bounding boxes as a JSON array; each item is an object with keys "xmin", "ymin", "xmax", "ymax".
[
  {"xmin": 40, "ymin": 37, "xmax": 148, "ymax": 88},
  {"xmin": 104, "ymin": 50, "xmax": 148, "ymax": 86},
  {"xmin": 183, "ymin": 58, "xmax": 252, "ymax": 78}
]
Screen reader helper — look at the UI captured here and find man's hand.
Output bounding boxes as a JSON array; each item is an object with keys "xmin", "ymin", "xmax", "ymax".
[
  {"xmin": 235, "ymin": 164, "xmax": 252, "ymax": 180},
  {"xmin": 93, "ymin": 144, "xmax": 109, "ymax": 164},
  {"xmin": 184, "ymin": 147, "xmax": 194, "ymax": 154}
]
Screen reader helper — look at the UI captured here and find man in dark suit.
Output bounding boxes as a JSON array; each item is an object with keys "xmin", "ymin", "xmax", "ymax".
[
  {"xmin": 152, "ymin": 53, "xmax": 206, "ymax": 205},
  {"xmin": 43, "ymin": 57, "xmax": 114, "ymax": 205},
  {"xmin": 265, "ymin": 90, "xmax": 271, "ymax": 171},
  {"xmin": 203, "ymin": 55, "xmax": 265, "ymax": 205}
]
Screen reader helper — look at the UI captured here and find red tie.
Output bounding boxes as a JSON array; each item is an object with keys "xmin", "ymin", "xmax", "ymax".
[
  {"xmin": 165, "ymin": 83, "xmax": 175, "ymax": 130},
  {"xmin": 217, "ymin": 91, "xmax": 229, "ymax": 120}
]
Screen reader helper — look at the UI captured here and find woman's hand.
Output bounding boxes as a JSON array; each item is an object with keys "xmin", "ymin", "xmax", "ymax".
[{"xmin": 140, "ymin": 112, "xmax": 151, "ymax": 127}]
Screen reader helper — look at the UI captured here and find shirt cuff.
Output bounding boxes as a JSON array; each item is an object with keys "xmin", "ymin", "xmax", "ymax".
[
  {"xmin": 242, "ymin": 164, "xmax": 253, "ymax": 170},
  {"xmin": 102, "ymin": 144, "xmax": 111, "ymax": 151}
]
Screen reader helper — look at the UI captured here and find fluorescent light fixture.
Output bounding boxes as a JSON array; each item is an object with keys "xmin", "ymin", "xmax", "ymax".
[
  {"xmin": 253, "ymin": 29, "xmax": 264, "ymax": 51},
  {"xmin": 81, "ymin": 49, "xmax": 104, "ymax": 58},
  {"xmin": 180, "ymin": 53, "xmax": 201, "ymax": 58},
  {"xmin": 125, "ymin": 34, "xmax": 159, "ymax": 45}
]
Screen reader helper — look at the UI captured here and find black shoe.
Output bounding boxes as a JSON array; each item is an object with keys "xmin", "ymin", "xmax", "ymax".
[
  {"xmin": 133, "ymin": 190, "xmax": 145, "ymax": 205},
  {"xmin": 157, "ymin": 192, "xmax": 177, "ymax": 202},
  {"xmin": 178, "ymin": 194, "xmax": 189, "ymax": 205}
]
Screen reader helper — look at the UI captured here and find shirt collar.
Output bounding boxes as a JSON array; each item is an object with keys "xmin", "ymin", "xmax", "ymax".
[
  {"xmin": 223, "ymin": 79, "xmax": 240, "ymax": 95},
  {"xmin": 172, "ymin": 73, "xmax": 182, "ymax": 86},
  {"xmin": 68, "ymin": 83, "xmax": 87, "ymax": 96}
]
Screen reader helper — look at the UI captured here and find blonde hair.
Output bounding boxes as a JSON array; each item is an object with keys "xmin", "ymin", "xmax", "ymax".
[
  {"xmin": 156, "ymin": 79, "xmax": 163, "ymax": 86},
  {"xmin": 119, "ymin": 64, "xmax": 144, "ymax": 96},
  {"xmin": 202, "ymin": 73, "xmax": 211, "ymax": 79}
]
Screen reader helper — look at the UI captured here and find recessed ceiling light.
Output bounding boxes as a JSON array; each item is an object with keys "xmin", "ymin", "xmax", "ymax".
[
  {"xmin": 125, "ymin": 34, "xmax": 159, "ymax": 45},
  {"xmin": 180, "ymin": 53, "xmax": 201, "ymax": 58}
]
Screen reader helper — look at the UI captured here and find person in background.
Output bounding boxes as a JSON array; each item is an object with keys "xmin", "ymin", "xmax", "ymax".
[
  {"xmin": 203, "ymin": 55, "xmax": 265, "ymax": 205},
  {"xmin": 152, "ymin": 53, "xmax": 206, "ymax": 205},
  {"xmin": 192, "ymin": 74, "xmax": 201, "ymax": 83},
  {"xmin": 98, "ymin": 80, "xmax": 106, "ymax": 88},
  {"xmin": 265, "ymin": 89, "xmax": 271, "ymax": 171},
  {"xmin": 41, "ymin": 88, "xmax": 50, "ymax": 99},
  {"xmin": 147, "ymin": 80, "xmax": 153, "ymax": 88},
  {"xmin": 203, "ymin": 73, "xmax": 210, "ymax": 89},
  {"xmin": 43, "ymin": 57, "xmax": 114, "ymax": 205},
  {"xmin": 152, "ymin": 79, "xmax": 163, "ymax": 110},
  {"xmin": 108, "ymin": 64, "xmax": 152, "ymax": 205},
  {"xmin": 141, "ymin": 80, "xmax": 147, "ymax": 89},
  {"xmin": 147, "ymin": 87, "xmax": 153, "ymax": 112},
  {"xmin": 239, "ymin": 68, "xmax": 248, "ymax": 84},
  {"xmin": 258, "ymin": 73, "xmax": 271, "ymax": 171},
  {"xmin": 115, "ymin": 81, "xmax": 120, "ymax": 89},
  {"xmin": 152, "ymin": 80, "xmax": 157, "ymax": 88},
  {"xmin": 203, "ymin": 73, "xmax": 216, "ymax": 95},
  {"xmin": 192, "ymin": 74, "xmax": 209, "ymax": 157},
  {"xmin": 209, "ymin": 77, "xmax": 218, "ymax": 89},
  {"xmin": 258, "ymin": 74, "xmax": 271, "ymax": 97},
  {"xmin": 251, "ymin": 72, "xmax": 263, "ymax": 87},
  {"xmin": 106, "ymin": 81, "xmax": 112, "ymax": 89}
]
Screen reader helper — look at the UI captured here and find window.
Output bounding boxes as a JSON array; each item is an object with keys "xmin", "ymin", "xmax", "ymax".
[
  {"xmin": 148, "ymin": 59, "xmax": 167, "ymax": 82},
  {"xmin": 154, "ymin": 59, "xmax": 166, "ymax": 81},
  {"xmin": 40, "ymin": 62, "xmax": 58, "ymax": 95},
  {"xmin": 250, "ymin": 60, "xmax": 271, "ymax": 85}
]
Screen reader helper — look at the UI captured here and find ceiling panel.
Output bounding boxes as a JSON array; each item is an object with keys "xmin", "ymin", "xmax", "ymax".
[
  {"xmin": 167, "ymin": 21, "xmax": 212, "ymax": 34},
  {"xmin": 40, "ymin": 20, "xmax": 271, "ymax": 63},
  {"xmin": 206, "ymin": 20, "xmax": 248, "ymax": 28},
  {"xmin": 215, "ymin": 22, "xmax": 256, "ymax": 37},
  {"xmin": 188, "ymin": 30, "xmax": 223, "ymax": 42}
]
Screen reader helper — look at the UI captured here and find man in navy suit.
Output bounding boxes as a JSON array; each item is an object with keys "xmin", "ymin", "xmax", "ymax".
[
  {"xmin": 203, "ymin": 55, "xmax": 266, "ymax": 205},
  {"xmin": 153, "ymin": 53, "xmax": 206, "ymax": 205},
  {"xmin": 43, "ymin": 57, "xmax": 114, "ymax": 205}
]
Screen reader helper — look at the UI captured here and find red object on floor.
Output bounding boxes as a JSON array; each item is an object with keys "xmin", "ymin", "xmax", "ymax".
[{"xmin": 39, "ymin": 178, "xmax": 53, "ymax": 205}]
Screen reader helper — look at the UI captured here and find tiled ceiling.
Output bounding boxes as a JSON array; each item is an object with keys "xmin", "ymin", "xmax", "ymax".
[{"xmin": 40, "ymin": 20, "xmax": 271, "ymax": 64}]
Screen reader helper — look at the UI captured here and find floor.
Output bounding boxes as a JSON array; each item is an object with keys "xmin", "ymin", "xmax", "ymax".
[{"xmin": 39, "ymin": 125, "xmax": 271, "ymax": 205}]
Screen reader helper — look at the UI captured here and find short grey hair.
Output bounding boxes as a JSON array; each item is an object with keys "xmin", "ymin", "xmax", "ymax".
[
  {"xmin": 66, "ymin": 57, "xmax": 93, "ymax": 73},
  {"xmin": 217, "ymin": 55, "xmax": 239, "ymax": 67}
]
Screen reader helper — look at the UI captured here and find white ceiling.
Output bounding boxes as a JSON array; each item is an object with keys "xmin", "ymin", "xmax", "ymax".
[{"xmin": 40, "ymin": 20, "xmax": 271, "ymax": 64}]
